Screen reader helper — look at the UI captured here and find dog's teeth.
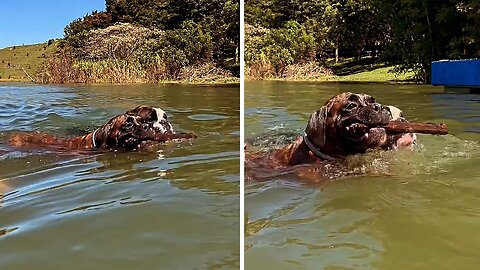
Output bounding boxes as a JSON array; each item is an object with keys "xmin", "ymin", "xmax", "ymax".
[
  {"xmin": 364, "ymin": 133, "xmax": 369, "ymax": 139},
  {"xmin": 346, "ymin": 126, "xmax": 350, "ymax": 131}
]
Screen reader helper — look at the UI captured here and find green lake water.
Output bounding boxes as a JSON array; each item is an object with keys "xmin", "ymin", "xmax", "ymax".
[
  {"xmin": 245, "ymin": 81, "xmax": 480, "ymax": 270},
  {"xmin": 0, "ymin": 83, "xmax": 240, "ymax": 269}
]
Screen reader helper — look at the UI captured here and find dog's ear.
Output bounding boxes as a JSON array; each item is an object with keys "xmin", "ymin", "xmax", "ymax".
[
  {"xmin": 306, "ymin": 105, "xmax": 328, "ymax": 147},
  {"xmin": 126, "ymin": 106, "xmax": 147, "ymax": 115},
  {"xmin": 126, "ymin": 106, "xmax": 157, "ymax": 122}
]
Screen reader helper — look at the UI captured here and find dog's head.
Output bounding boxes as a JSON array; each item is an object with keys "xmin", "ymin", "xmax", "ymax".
[
  {"xmin": 305, "ymin": 92, "xmax": 394, "ymax": 156},
  {"xmin": 126, "ymin": 106, "xmax": 174, "ymax": 134},
  {"xmin": 94, "ymin": 106, "xmax": 174, "ymax": 150}
]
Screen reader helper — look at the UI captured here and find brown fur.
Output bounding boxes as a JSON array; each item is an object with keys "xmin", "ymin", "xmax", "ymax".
[{"xmin": 8, "ymin": 114, "xmax": 130, "ymax": 150}]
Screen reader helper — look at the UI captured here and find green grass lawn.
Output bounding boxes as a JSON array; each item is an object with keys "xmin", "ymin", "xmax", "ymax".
[
  {"xmin": 0, "ymin": 42, "xmax": 57, "ymax": 82},
  {"xmin": 334, "ymin": 66, "xmax": 413, "ymax": 82},
  {"xmin": 246, "ymin": 57, "xmax": 415, "ymax": 82},
  {"xmin": 326, "ymin": 57, "xmax": 413, "ymax": 82}
]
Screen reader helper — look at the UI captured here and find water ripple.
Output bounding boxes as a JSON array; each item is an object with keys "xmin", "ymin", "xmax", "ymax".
[
  {"xmin": 0, "ymin": 83, "xmax": 239, "ymax": 270},
  {"xmin": 188, "ymin": 114, "xmax": 228, "ymax": 121}
]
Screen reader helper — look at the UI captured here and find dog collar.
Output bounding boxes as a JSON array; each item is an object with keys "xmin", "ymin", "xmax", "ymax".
[
  {"xmin": 92, "ymin": 128, "xmax": 99, "ymax": 148},
  {"xmin": 303, "ymin": 132, "xmax": 336, "ymax": 161}
]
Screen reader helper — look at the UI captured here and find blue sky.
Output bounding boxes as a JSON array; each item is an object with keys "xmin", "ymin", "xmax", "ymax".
[{"xmin": 0, "ymin": 0, "xmax": 106, "ymax": 49}]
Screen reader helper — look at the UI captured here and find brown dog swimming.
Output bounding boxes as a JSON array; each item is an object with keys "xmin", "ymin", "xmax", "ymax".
[
  {"xmin": 245, "ymin": 92, "xmax": 416, "ymax": 179},
  {"xmin": 7, "ymin": 106, "xmax": 196, "ymax": 151}
]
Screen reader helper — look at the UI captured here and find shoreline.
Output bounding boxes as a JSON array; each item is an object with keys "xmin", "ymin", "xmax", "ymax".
[
  {"xmin": 243, "ymin": 78, "xmax": 418, "ymax": 84},
  {"xmin": 244, "ymin": 64, "xmax": 416, "ymax": 84},
  {"xmin": 0, "ymin": 78, "xmax": 240, "ymax": 85},
  {"xmin": 2, "ymin": 78, "xmax": 417, "ymax": 85}
]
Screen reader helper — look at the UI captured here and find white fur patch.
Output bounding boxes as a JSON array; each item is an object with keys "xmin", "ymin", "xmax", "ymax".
[
  {"xmin": 387, "ymin": 105, "xmax": 403, "ymax": 120},
  {"xmin": 387, "ymin": 105, "xmax": 417, "ymax": 148},
  {"xmin": 153, "ymin": 108, "xmax": 173, "ymax": 133}
]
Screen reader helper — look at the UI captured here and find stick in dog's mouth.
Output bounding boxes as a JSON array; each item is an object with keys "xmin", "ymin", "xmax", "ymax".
[
  {"xmin": 382, "ymin": 122, "xmax": 448, "ymax": 135},
  {"xmin": 345, "ymin": 121, "xmax": 448, "ymax": 142}
]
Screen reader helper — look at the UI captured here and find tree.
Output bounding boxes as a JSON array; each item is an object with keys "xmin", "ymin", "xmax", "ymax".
[{"xmin": 374, "ymin": 0, "xmax": 480, "ymax": 82}]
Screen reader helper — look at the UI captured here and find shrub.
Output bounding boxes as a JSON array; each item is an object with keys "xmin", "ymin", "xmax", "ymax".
[
  {"xmin": 40, "ymin": 17, "xmax": 230, "ymax": 83},
  {"xmin": 143, "ymin": 20, "xmax": 213, "ymax": 79},
  {"xmin": 64, "ymin": 11, "xmax": 113, "ymax": 49},
  {"xmin": 245, "ymin": 21, "xmax": 316, "ymax": 77},
  {"xmin": 75, "ymin": 22, "xmax": 159, "ymax": 61}
]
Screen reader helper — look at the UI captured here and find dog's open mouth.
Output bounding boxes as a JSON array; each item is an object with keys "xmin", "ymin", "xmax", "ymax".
[
  {"xmin": 343, "ymin": 121, "xmax": 415, "ymax": 150},
  {"xmin": 344, "ymin": 122, "xmax": 383, "ymax": 140},
  {"xmin": 343, "ymin": 122, "xmax": 388, "ymax": 149},
  {"xmin": 119, "ymin": 122, "xmax": 174, "ymax": 149}
]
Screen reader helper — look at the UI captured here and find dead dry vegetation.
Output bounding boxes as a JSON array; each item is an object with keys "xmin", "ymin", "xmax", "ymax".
[{"xmin": 39, "ymin": 23, "xmax": 237, "ymax": 84}]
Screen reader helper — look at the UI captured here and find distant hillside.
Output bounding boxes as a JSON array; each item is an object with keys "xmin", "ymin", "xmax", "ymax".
[{"xmin": 0, "ymin": 42, "xmax": 57, "ymax": 82}]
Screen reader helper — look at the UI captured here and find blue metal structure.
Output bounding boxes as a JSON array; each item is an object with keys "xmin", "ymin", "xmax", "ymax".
[{"xmin": 432, "ymin": 59, "xmax": 480, "ymax": 87}]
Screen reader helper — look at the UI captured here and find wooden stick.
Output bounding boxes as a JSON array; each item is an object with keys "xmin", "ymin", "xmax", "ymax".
[{"xmin": 383, "ymin": 121, "xmax": 448, "ymax": 135}]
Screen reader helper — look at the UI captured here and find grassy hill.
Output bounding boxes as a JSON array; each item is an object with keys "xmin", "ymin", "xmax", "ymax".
[{"xmin": 0, "ymin": 42, "xmax": 57, "ymax": 82}]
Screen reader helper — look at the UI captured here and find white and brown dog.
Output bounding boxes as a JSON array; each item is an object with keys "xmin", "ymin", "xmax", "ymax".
[
  {"xmin": 8, "ymin": 106, "xmax": 196, "ymax": 151},
  {"xmin": 246, "ymin": 92, "xmax": 416, "ymax": 170}
]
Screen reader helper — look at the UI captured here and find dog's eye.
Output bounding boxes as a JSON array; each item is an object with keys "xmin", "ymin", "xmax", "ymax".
[
  {"xmin": 124, "ymin": 121, "xmax": 133, "ymax": 128},
  {"xmin": 142, "ymin": 123, "xmax": 150, "ymax": 129},
  {"xmin": 345, "ymin": 103, "xmax": 357, "ymax": 110},
  {"xmin": 124, "ymin": 122, "xmax": 134, "ymax": 129}
]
